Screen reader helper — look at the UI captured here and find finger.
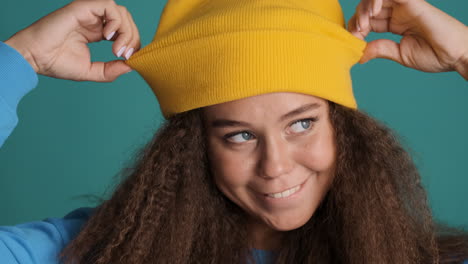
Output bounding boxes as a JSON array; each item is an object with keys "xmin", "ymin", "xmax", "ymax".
[
  {"xmin": 128, "ymin": 10, "xmax": 141, "ymax": 51},
  {"xmin": 351, "ymin": 12, "xmax": 374, "ymax": 40},
  {"xmin": 100, "ymin": 5, "xmax": 127, "ymax": 57},
  {"xmin": 86, "ymin": 60, "xmax": 132, "ymax": 82},
  {"xmin": 372, "ymin": 0, "xmax": 383, "ymax": 17},
  {"xmin": 382, "ymin": 0, "xmax": 396, "ymax": 8},
  {"xmin": 100, "ymin": 5, "xmax": 121, "ymax": 42},
  {"xmin": 122, "ymin": 8, "xmax": 141, "ymax": 60},
  {"xmin": 372, "ymin": 7, "xmax": 392, "ymax": 20},
  {"xmin": 369, "ymin": 18, "xmax": 391, "ymax": 33},
  {"xmin": 360, "ymin": 39, "xmax": 402, "ymax": 65},
  {"xmin": 356, "ymin": 1, "xmax": 371, "ymax": 33},
  {"xmin": 348, "ymin": 15, "xmax": 366, "ymax": 40},
  {"xmin": 112, "ymin": 5, "xmax": 134, "ymax": 58}
]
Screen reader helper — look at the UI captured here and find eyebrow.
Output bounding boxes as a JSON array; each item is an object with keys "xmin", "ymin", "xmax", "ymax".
[{"xmin": 210, "ymin": 103, "xmax": 320, "ymax": 128}]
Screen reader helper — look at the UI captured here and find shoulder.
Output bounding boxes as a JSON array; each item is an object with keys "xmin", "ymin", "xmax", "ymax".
[{"xmin": 0, "ymin": 207, "xmax": 94, "ymax": 264}]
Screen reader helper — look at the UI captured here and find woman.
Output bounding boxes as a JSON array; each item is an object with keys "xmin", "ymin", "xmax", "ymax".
[{"xmin": 1, "ymin": 0, "xmax": 467, "ymax": 263}]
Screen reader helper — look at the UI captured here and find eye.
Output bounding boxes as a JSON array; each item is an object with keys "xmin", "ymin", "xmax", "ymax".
[
  {"xmin": 289, "ymin": 118, "xmax": 316, "ymax": 133},
  {"xmin": 225, "ymin": 131, "xmax": 255, "ymax": 143}
]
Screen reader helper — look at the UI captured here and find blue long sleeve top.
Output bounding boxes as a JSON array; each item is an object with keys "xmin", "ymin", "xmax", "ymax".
[{"xmin": 0, "ymin": 41, "xmax": 37, "ymax": 148}]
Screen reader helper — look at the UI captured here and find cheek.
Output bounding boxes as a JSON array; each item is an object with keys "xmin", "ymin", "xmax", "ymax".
[
  {"xmin": 207, "ymin": 143, "xmax": 252, "ymax": 193},
  {"xmin": 298, "ymin": 129, "xmax": 335, "ymax": 172}
]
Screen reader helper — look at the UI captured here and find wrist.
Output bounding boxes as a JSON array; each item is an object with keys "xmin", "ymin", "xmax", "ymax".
[
  {"xmin": 454, "ymin": 52, "xmax": 468, "ymax": 81},
  {"xmin": 4, "ymin": 37, "xmax": 39, "ymax": 73},
  {"xmin": 453, "ymin": 25, "xmax": 468, "ymax": 81}
]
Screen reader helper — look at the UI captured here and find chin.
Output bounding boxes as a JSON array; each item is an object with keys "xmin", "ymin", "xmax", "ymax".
[{"xmin": 265, "ymin": 214, "xmax": 312, "ymax": 231}]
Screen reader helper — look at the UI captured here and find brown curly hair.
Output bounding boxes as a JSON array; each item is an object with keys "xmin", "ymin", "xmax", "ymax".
[{"xmin": 59, "ymin": 102, "xmax": 468, "ymax": 264}]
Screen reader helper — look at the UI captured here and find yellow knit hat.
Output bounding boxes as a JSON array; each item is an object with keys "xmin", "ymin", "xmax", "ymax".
[{"xmin": 126, "ymin": 0, "xmax": 366, "ymax": 119}]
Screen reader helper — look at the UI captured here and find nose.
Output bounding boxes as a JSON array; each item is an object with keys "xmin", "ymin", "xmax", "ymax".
[{"xmin": 257, "ymin": 135, "xmax": 294, "ymax": 179}]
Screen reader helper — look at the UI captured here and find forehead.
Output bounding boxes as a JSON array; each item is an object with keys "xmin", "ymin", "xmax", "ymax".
[{"xmin": 203, "ymin": 92, "xmax": 327, "ymax": 120}]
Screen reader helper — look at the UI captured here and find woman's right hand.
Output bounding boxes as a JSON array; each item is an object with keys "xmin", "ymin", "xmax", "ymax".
[{"xmin": 4, "ymin": 0, "xmax": 140, "ymax": 82}]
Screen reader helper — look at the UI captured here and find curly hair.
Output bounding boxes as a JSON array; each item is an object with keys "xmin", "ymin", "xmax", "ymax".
[{"xmin": 60, "ymin": 102, "xmax": 468, "ymax": 264}]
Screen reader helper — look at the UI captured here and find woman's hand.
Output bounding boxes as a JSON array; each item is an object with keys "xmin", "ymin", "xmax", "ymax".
[
  {"xmin": 4, "ymin": 0, "xmax": 140, "ymax": 82},
  {"xmin": 348, "ymin": 0, "xmax": 468, "ymax": 80}
]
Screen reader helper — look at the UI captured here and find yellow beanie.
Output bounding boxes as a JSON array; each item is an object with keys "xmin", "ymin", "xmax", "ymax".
[{"xmin": 126, "ymin": 0, "xmax": 366, "ymax": 119}]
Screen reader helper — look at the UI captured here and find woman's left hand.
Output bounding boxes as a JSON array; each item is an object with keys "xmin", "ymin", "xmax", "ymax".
[{"xmin": 348, "ymin": 0, "xmax": 468, "ymax": 80}]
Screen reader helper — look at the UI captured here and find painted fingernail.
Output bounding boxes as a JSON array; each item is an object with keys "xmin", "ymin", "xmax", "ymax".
[
  {"xmin": 124, "ymin": 48, "xmax": 134, "ymax": 60},
  {"xmin": 106, "ymin": 31, "xmax": 116, "ymax": 41},
  {"xmin": 117, "ymin": 46, "xmax": 126, "ymax": 57}
]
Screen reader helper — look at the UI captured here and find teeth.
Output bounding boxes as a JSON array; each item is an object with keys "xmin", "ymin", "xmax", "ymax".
[{"xmin": 267, "ymin": 185, "xmax": 300, "ymax": 199}]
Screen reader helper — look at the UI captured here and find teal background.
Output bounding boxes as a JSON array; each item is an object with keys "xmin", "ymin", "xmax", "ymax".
[{"xmin": 0, "ymin": 0, "xmax": 467, "ymax": 227}]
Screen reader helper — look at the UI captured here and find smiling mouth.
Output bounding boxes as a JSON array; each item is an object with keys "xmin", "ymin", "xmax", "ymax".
[{"xmin": 264, "ymin": 183, "xmax": 302, "ymax": 199}]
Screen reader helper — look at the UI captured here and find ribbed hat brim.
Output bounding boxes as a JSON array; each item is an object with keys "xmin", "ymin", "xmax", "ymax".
[{"xmin": 127, "ymin": 29, "xmax": 366, "ymax": 118}]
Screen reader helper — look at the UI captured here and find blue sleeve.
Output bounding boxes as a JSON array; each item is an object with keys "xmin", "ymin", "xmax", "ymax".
[
  {"xmin": 0, "ymin": 41, "xmax": 38, "ymax": 148},
  {"xmin": 0, "ymin": 207, "xmax": 94, "ymax": 264}
]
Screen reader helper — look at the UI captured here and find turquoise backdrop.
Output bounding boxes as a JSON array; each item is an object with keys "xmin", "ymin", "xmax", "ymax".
[{"xmin": 0, "ymin": 0, "xmax": 467, "ymax": 227}]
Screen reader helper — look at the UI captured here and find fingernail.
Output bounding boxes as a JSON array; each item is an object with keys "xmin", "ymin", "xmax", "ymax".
[
  {"xmin": 124, "ymin": 48, "xmax": 134, "ymax": 60},
  {"xmin": 117, "ymin": 46, "xmax": 126, "ymax": 57},
  {"xmin": 125, "ymin": 68, "xmax": 133, "ymax": 74},
  {"xmin": 370, "ymin": 9, "xmax": 373, "ymax": 17},
  {"xmin": 356, "ymin": 20, "xmax": 361, "ymax": 32},
  {"xmin": 106, "ymin": 31, "xmax": 116, "ymax": 41}
]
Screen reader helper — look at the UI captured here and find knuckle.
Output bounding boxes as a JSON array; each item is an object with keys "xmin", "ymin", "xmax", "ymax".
[
  {"xmin": 118, "ymin": 5, "xmax": 128, "ymax": 13},
  {"xmin": 355, "ymin": 4, "xmax": 361, "ymax": 12},
  {"xmin": 132, "ymin": 40, "xmax": 141, "ymax": 49}
]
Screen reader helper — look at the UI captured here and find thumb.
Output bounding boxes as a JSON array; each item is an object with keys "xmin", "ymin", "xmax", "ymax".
[
  {"xmin": 360, "ymin": 39, "xmax": 402, "ymax": 65},
  {"xmin": 86, "ymin": 60, "xmax": 132, "ymax": 82}
]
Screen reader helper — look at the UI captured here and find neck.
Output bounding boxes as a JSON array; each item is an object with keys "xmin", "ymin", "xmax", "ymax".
[{"xmin": 248, "ymin": 218, "xmax": 284, "ymax": 251}]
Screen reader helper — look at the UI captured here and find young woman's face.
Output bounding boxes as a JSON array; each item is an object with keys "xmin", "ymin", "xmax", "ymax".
[{"xmin": 203, "ymin": 92, "xmax": 336, "ymax": 234}]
